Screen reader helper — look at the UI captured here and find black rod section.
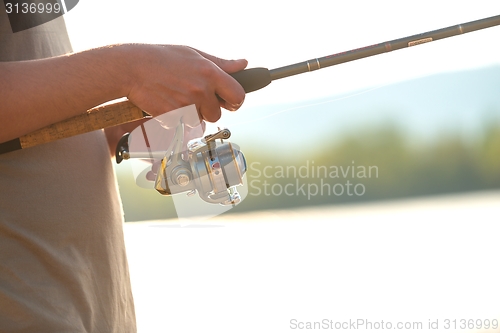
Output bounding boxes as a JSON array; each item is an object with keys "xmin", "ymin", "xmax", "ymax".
[{"xmin": 269, "ymin": 14, "xmax": 500, "ymax": 81}]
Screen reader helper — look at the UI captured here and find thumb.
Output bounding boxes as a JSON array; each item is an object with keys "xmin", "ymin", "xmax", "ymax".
[
  {"xmin": 194, "ymin": 48, "xmax": 248, "ymax": 74},
  {"xmin": 217, "ymin": 58, "xmax": 248, "ymax": 74}
]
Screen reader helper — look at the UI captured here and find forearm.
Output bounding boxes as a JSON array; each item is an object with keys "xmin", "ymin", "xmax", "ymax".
[{"xmin": 0, "ymin": 45, "xmax": 133, "ymax": 143}]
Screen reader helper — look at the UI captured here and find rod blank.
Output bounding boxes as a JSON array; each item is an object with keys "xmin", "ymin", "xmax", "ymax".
[{"xmin": 269, "ymin": 14, "xmax": 500, "ymax": 81}]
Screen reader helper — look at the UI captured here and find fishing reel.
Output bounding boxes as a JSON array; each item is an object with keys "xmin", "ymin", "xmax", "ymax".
[{"xmin": 116, "ymin": 118, "xmax": 247, "ymax": 206}]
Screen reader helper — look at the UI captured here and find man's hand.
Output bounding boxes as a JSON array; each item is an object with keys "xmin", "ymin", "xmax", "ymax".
[
  {"xmin": 125, "ymin": 45, "xmax": 247, "ymax": 125},
  {"xmin": 0, "ymin": 44, "xmax": 247, "ymax": 144}
]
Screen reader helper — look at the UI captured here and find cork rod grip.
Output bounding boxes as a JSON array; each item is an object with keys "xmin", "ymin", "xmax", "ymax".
[{"xmin": 19, "ymin": 100, "xmax": 148, "ymax": 149}]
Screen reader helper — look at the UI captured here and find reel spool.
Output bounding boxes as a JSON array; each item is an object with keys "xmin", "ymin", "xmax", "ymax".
[{"xmin": 116, "ymin": 120, "xmax": 246, "ymax": 206}]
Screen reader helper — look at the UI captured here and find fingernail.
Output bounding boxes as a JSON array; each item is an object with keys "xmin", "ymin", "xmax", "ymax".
[{"xmin": 224, "ymin": 102, "xmax": 237, "ymax": 111}]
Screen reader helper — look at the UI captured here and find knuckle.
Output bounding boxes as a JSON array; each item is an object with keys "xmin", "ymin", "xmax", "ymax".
[{"xmin": 198, "ymin": 61, "xmax": 217, "ymax": 78}]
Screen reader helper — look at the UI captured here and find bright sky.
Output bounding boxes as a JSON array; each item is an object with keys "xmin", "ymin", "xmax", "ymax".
[{"xmin": 63, "ymin": 0, "xmax": 500, "ymax": 113}]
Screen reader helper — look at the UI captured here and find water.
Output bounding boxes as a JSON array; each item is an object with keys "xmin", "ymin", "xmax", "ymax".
[{"xmin": 124, "ymin": 191, "xmax": 500, "ymax": 333}]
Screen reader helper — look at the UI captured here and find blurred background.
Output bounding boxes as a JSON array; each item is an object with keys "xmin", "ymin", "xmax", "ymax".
[{"xmin": 64, "ymin": 1, "xmax": 500, "ymax": 332}]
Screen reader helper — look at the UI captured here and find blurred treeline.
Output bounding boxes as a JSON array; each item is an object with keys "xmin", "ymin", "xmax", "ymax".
[{"xmin": 116, "ymin": 116, "xmax": 500, "ymax": 222}]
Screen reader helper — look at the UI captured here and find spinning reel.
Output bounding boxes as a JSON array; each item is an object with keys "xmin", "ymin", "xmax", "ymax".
[{"xmin": 116, "ymin": 116, "xmax": 247, "ymax": 206}]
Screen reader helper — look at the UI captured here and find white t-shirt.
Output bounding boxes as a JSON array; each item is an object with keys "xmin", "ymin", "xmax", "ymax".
[{"xmin": 0, "ymin": 6, "xmax": 136, "ymax": 332}]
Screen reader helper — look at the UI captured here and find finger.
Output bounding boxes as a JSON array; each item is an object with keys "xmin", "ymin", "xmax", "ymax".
[
  {"xmin": 192, "ymin": 48, "xmax": 247, "ymax": 109},
  {"xmin": 217, "ymin": 95, "xmax": 244, "ymax": 112},
  {"xmin": 197, "ymin": 96, "xmax": 222, "ymax": 123},
  {"xmin": 215, "ymin": 73, "xmax": 246, "ymax": 111}
]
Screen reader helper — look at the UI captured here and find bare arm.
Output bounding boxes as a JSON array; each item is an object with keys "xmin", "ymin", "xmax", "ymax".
[{"xmin": 0, "ymin": 44, "xmax": 247, "ymax": 144}]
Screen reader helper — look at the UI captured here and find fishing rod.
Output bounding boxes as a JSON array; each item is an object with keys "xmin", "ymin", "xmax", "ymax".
[
  {"xmin": 232, "ymin": 14, "xmax": 500, "ymax": 93},
  {"xmin": 1, "ymin": 14, "xmax": 500, "ymax": 155}
]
